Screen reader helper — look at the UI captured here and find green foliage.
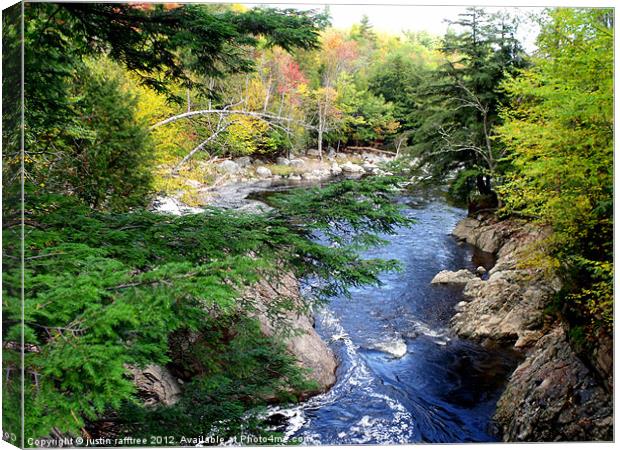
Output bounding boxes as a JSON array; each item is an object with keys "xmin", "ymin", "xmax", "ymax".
[
  {"xmin": 497, "ymin": 8, "xmax": 613, "ymax": 331},
  {"xmin": 447, "ymin": 168, "xmax": 483, "ymax": 205},
  {"xmin": 3, "ymin": 177, "xmax": 409, "ymax": 441},
  {"xmin": 21, "ymin": 3, "xmax": 326, "ymax": 208},
  {"xmin": 51, "ymin": 3, "xmax": 327, "ymax": 100},
  {"xmin": 117, "ymin": 316, "xmax": 314, "ymax": 442},
  {"xmin": 335, "ymin": 74, "xmax": 400, "ymax": 146},
  {"xmin": 396, "ymin": 8, "xmax": 526, "ymax": 197},
  {"xmin": 66, "ymin": 60, "xmax": 154, "ymax": 210}
]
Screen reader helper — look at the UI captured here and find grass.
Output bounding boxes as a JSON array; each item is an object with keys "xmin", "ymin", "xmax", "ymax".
[{"xmin": 266, "ymin": 164, "xmax": 301, "ymax": 176}]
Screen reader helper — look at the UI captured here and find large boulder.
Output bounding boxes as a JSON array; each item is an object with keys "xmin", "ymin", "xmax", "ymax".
[
  {"xmin": 450, "ymin": 223, "xmax": 560, "ymax": 347},
  {"xmin": 234, "ymin": 156, "xmax": 252, "ymax": 168},
  {"xmin": 341, "ymin": 161, "xmax": 364, "ymax": 173},
  {"xmin": 246, "ymin": 272, "xmax": 337, "ymax": 395},
  {"xmin": 289, "ymin": 158, "xmax": 305, "ymax": 168},
  {"xmin": 451, "ymin": 270, "xmax": 555, "ymax": 347},
  {"xmin": 330, "ymin": 163, "xmax": 343, "ymax": 175},
  {"xmin": 431, "ymin": 269, "xmax": 477, "ymax": 286},
  {"xmin": 218, "ymin": 160, "xmax": 241, "ymax": 174},
  {"xmin": 255, "ymin": 166, "xmax": 272, "ymax": 178},
  {"xmin": 452, "ymin": 217, "xmax": 506, "ymax": 254},
  {"xmin": 362, "ymin": 163, "xmax": 378, "ymax": 173},
  {"xmin": 495, "ymin": 326, "xmax": 613, "ymax": 441},
  {"xmin": 276, "ymin": 156, "xmax": 290, "ymax": 166},
  {"xmin": 126, "ymin": 364, "xmax": 182, "ymax": 407},
  {"xmin": 447, "ymin": 215, "xmax": 612, "ymax": 442}
]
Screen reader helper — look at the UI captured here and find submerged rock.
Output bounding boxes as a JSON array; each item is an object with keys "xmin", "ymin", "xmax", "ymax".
[{"xmin": 367, "ymin": 336, "xmax": 408, "ymax": 358}]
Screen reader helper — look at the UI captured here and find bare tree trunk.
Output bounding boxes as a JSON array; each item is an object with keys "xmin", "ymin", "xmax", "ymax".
[
  {"xmin": 263, "ymin": 76, "xmax": 272, "ymax": 112},
  {"xmin": 278, "ymin": 92, "xmax": 284, "ymax": 117}
]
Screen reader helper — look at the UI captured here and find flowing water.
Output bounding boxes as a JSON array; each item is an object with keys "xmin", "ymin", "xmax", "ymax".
[{"xmin": 262, "ymin": 189, "xmax": 517, "ymax": 444}]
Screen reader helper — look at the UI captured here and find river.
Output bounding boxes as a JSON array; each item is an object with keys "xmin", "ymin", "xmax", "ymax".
[{"xmin": 261, "ymin": 188, "xmax": 517, "ymax": 444}]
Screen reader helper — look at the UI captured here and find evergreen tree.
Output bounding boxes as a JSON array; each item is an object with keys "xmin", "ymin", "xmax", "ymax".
[
  {"xmin": 3, "ymin": 177, "xmax": 410, "ymax": 440},
  {"xmin": 407, "ymin": 8, "xmax": 526, "ymax": 204}
]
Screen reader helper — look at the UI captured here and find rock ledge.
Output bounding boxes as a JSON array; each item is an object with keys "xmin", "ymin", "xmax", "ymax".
[{"xmin": 444, "ymin": 215, "xmax": 612, "ymax": 442}]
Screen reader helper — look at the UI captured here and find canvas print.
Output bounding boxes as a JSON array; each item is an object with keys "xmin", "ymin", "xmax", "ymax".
[{"xmin": 1, "ymin": 1, "xmax": 613, "ymax": 447}]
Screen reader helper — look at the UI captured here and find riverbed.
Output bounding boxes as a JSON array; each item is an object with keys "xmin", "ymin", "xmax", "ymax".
[{"xmin": 262, "ymin": 189, "xmax": 517, "ymax": 444}]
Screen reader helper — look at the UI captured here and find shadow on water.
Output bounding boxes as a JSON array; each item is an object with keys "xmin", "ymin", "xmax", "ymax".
[{"xmin": 260, "ymin": 183, "xmax": 518, "ymax": 444}]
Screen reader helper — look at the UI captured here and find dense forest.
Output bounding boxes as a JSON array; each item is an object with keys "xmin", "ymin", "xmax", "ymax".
[{"xmin": 2, "ymin": 2, "xmax": 613, "ymax": 446}]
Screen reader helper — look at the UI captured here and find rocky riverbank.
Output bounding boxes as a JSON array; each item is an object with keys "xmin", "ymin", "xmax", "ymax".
[
  {"xmin": 129, "ymin": 272, "xmax": 336, "ymax": 409},
  {"xmin": 137, "ymin": 173, "xmax": 342, "ymax": 409},
  {"xmin": 435, "ymin": 213, "xmax": 613, "ymax": 441}
]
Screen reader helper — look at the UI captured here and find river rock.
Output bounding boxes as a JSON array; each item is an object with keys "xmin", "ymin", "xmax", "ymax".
[
  {"xmin": 256, "ymin": 166, "xmax": 272, "ymax": 178},
  {"xmin": 301, "ymin": 171, "xmax": 320, "ymax": 180},
  {"xmin": 247, "ymin": 272, "xmax": 337, "ymax": 395},
  {"xmin": 495, "ymin": 326, "xmax": 613, "ymax": 441},
  {"xmin": 475, "ymin": 265, "xmax": 487, "ymax": 275},
  {"xmin": 330, "ymin": 163, "xmax": 342, "ymax": 175},
  {"xmin": 276, "ymin": 157, "xmax": 290, "ymax": 166},
  {"xmin": 362, "ymin": 163, "xmax": 378, "ymax": 174},
  {"xmin": 368, "ymin": 336, "xmax": 407, "ymax": 358},
  {"xmin": 151, "ymin": 196, "xmax": 204, "ymax": 216},
  {"xmin": 341, "ymin": 162, "xmax": 364, "ymax": 173},
  {"xmin": 307, "ymin": 149, "xmax": 321, "ymax": 157},
  {"xmin": 289, "ymin": 158, "xmax": 305, "ymax": 168},
  {"xmin": 450, "ymin": 219, "xmax": 562, "ymax": 347},
  {"xmin": 452, "ymin": 216, "xmax": 507, "ymax": 254},
  {"xmin": 431, "ymin": 269, "xmax": 477, "ymax": 286},
  {"xmin": 126, "ymin": 364, "xmax": 182, "ymax": 407},
  {"xmin": 452, "ymin": 271, "xmax": 555, "ymax": 346},
  {"xmin": 234, "ymin": 156, "xmax": 252, "ymax": 168},
  {"xmin": 448, "ymin": 215, "xmax": 612, "ymax": 442},
  {"xmin": 454, "ymin": 301, "xmax": 468, "ymax": 312},
  {"xmin": 218, "ymin": 160, "xmax": 241, "ymax": 174},
  {"xmin": 288, "ymin": 174, "xmax": 302, "ymax": 181}
]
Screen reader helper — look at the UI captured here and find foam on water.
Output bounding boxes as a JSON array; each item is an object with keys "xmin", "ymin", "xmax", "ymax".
[
  {"xmin": 263, "ymin": 195, "xmax": 516, "ymax": 445},
  {"xmin": 267, "ymin": 307, "xmax": 415, "ymax": 445}
]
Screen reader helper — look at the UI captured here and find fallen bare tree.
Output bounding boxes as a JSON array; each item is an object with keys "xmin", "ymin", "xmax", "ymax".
[{"xmin": 152, "ymin": 102, "xmax": 316, "ymax": 172}]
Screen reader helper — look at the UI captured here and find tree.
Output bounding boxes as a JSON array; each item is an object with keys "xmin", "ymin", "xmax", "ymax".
[
  {"xmin": 336, "ymin": 74, "xmax": 400, "ymax": 147},
  {"xmin": 2, "ymin": 177, "xmax": 410, "ymax": 440},
  {"xmin": 63, "ymin": 60, "xmax": 154, "ymax": 211},
  {"xmin": 405, "ymin": 8, "xmax": 526, "ymax": 205},
  {"xmin": 304, "ymin": 31, "xmax": 359, "ymax": 158},
  {"xmin": 498, "ymin": 8, "xmax": 613, "ymax": 331},
  {"xmin": 21, "ymin": 3, "xmax": 327, "ymax": 208}
]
